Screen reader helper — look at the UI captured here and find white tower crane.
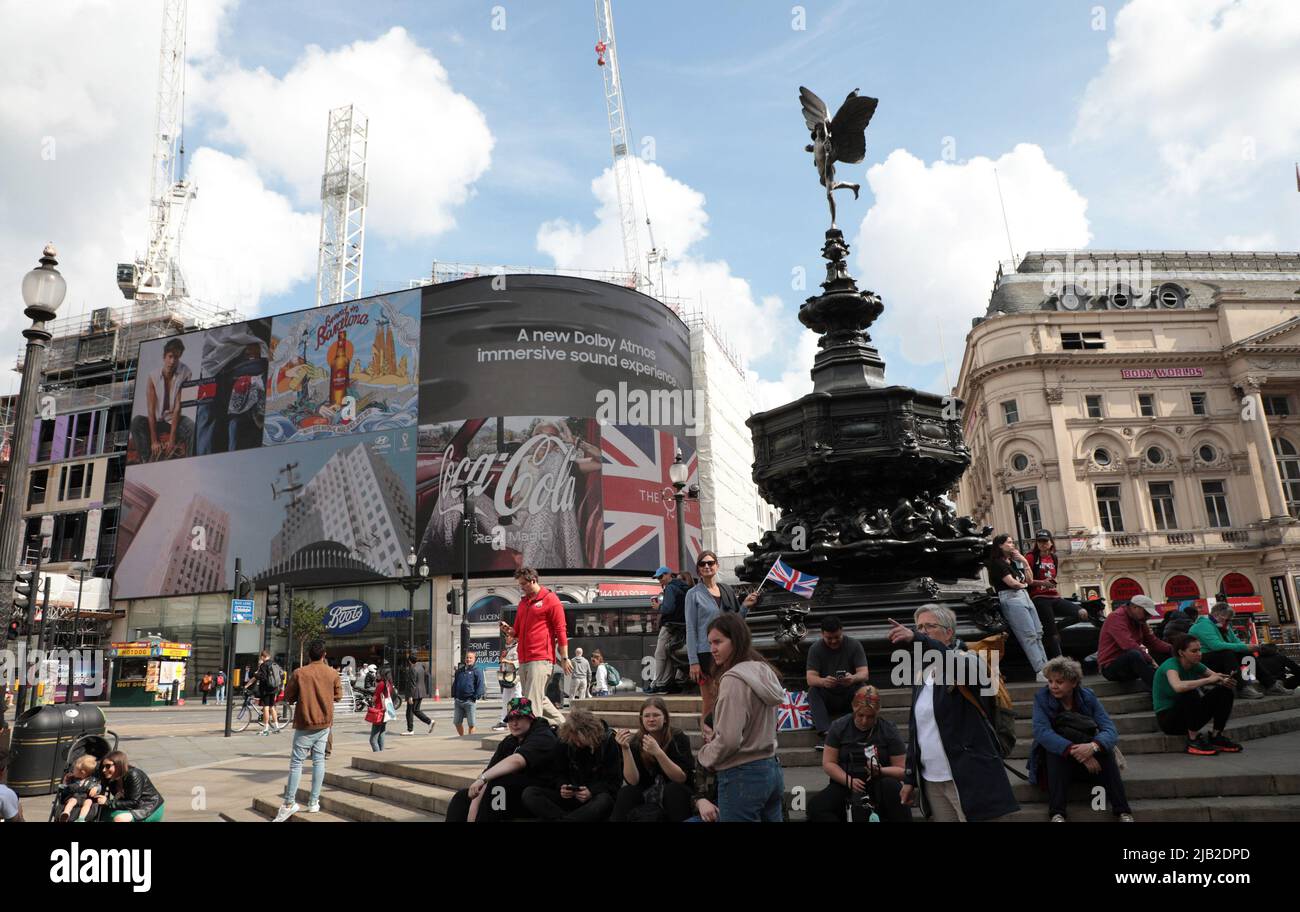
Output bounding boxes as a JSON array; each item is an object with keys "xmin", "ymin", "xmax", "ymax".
[
  {"xmin": 316, "ymin": 105, "xmax": 369, "ymax": 308},
  {"xmin": 594, "ymin": 0, "xmax": 663, "ymax": 295},
  {"xmin": 118, "ymin": 0, "xmax": 196, "ymax": 303}
]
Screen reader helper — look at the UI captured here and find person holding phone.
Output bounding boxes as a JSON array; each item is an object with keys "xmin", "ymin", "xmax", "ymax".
[
  {"xmin": 520, "ymin": 709, "xmax": 620, "ymax": 821},
  {"xmin": 1153, "ymin": 633, "xmax": 1241, "ymax": 755},
  {"xmin": 807, "ymin": 684, "xmax": 910, "ymax": 822},
  {"xmin": 804, "ymin": 615, "xmax": 871, "ymax": 751}
]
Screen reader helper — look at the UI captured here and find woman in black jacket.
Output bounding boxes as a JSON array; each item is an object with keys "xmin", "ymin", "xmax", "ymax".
[
  {"xmin": 520, "ymin": 709, "xmax": 621, "ymax": 821},
  {"xmin": 611, "ymin": 696, "xmax": 696, "ymax": 821},
  {"xmin": 94, "ymin": 751, "xmax": 164, "ymax": 822}
]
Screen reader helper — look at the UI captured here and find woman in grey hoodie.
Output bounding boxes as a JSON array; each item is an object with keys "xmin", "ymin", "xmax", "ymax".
[{"xmin": 696, "ymin": 612, "xmax": 786, "ymax": 822}]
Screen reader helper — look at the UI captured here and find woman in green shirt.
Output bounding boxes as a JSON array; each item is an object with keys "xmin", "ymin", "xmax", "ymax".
[{"xmin": 1153, "ymin": 634, "xmax": 1241, "ymax": 756}]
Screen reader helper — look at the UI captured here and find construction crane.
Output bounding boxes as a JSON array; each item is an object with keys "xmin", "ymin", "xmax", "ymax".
[
  {"xmin": 316, "ymin": 105, "xmax": 369, "ymax": 308},
  {"xmin": 117, "ymin": 0, "xmax": 196, "ymax": 303},
  {"xmin": 593, "ymin": 0, "xmax": 664, "ymax": 296}
]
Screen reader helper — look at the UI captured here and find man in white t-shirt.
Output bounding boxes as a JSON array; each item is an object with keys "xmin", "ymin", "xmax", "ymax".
[{"xmin": 130, "ymin": 337, "xmax": 194, "ymax": 462}]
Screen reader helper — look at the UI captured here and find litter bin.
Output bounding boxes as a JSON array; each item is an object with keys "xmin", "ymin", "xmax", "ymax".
[{"xmin": 6, "ymin": 703, "xmax": 107, "ymax": 796}]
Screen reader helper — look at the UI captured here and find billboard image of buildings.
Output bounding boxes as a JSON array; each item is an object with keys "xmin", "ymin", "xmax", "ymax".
[
  {"xmin": 264, "ymin": 290, "xmax": 420, "ymax": 445},
  {"xmin": 113, "ymin": 429, "xmax": 416, "ymax": 599},
  {"xmin": 127, "ymin": 318, "xmax": 273, "ymax": 465}
]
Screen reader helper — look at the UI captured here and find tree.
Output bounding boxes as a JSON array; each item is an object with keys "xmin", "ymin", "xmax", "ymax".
[{"xmin": 289, "ymin": 596, "xmax": 326, "ymax": 669}]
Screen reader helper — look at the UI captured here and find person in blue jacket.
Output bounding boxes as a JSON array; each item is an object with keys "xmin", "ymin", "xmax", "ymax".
[
  {"xmin": 1030, "ymin": 655, "xmax": 1134, "ymax": 822},
  {"xmin": 684, "ymin": 551, "xmax": 757, "ymax": 718}
]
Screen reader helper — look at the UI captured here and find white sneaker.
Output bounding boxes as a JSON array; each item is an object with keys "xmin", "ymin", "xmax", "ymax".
[
  {"xmin": 273, "ymin": 802, "xmax": 300, "ymax": 822},
  {"xmin": 400, "ymin": 730, "xmax": 415, "ymax": 736},
  {"xmin": 306, "ymin": 803, "xmax": 321, "ymax": 814}
]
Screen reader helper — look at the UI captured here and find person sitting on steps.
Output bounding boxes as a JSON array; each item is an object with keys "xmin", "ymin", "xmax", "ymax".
[
  {"xmin": 1097, "ymin": 595, "xmax": 1171, "ymax": 691},
  {"xmin": 807, "ymin": 684, "xmax": 911, "ymax": 822},
  {"xmin": 1190, "ymin": 602, "xmax": 1269, "ymax": 699},
  {"xmin": 1153, "ymin": 634, "xmax": 1242, "ymax": 756},
  {"xmin": 804, "ymin": 615, "xmax": 871, "ymax": 752},
  {"xmin": 1029, "ymin": 656, "xmax": 1134, "ymax": 823}
]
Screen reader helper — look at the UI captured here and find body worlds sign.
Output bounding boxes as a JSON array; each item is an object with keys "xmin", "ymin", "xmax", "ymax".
[
  {"xmin": 324, "ymin": 600, "xmax": 370, "ymax": 635},
  {"xmin": 1120, "ymin": 367, "xmax": 1205, "ymax": 379}
]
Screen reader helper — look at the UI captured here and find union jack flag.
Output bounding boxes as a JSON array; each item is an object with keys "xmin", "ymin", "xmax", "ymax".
[
  {"xmin": 600, "ymin": 425, "xmax": 703, "ymax": 571},
  {"xmin": 764, "ymin": 558, "xmax": 819, "ymax": 599},
  {"xmin": 776, "ymin": 690, "xmax": 813, "ymax": 731}
]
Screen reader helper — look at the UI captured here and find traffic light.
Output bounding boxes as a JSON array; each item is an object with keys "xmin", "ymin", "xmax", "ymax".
[
  {"xmin": 446, "ymin": 589, "xmax": 460, "ymax": 615},
  {"xmin": 13, "ymin": 567, "xmax": 36, "ymax": 613},
  {"xmin": 6, "ymin": 616, "xmax": 20, "ymax": 641},
  {"xmin": 266, "ymin": 583, "xmax": 283, "ymax": 619}
]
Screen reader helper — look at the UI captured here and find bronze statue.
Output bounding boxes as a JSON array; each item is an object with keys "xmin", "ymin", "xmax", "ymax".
[{"xmin": 800, "ymin": 86, "xmax": 878, "ymax": 229}]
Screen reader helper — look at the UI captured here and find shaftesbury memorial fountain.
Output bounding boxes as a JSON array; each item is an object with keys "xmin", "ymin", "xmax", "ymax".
[{"xmin": 739, "ymin": 88, "xmax": 1002, "ymax": 675}]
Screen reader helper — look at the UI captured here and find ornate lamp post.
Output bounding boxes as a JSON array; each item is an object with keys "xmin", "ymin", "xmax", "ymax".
[
  {"xmin": 399, "ymin": 547, "xmax": 428, "ymax": 663},
  {"xmin": 668, "ymin": 449, "xmax": 699, "ymax": 573},
  {"xmin": 0, "ymin": 245, "xmax": 67, "ymax": 606}
]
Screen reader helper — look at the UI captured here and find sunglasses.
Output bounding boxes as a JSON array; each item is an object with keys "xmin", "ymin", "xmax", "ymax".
[{"xmin": 697, "ymin": 560, "xmax": 717, "ymax": 567}]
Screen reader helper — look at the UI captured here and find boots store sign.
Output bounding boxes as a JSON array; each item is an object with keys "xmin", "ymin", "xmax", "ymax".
[{"xmin": 324, "ymin": 600, "xmax": 371, "ymax": 635}]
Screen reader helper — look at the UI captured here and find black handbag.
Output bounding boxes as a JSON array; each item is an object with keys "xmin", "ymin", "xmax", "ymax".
[{"xmin": 1053, "ymin": 709, "xmax": 1099, "ymax": 744}]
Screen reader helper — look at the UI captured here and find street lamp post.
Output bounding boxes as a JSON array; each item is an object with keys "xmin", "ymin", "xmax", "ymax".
[
  {"xmin": 0, "ymin": 245, "xmax": 67, "ymax": 605},
  {"xmin": 668, "ymin": 449, "xmax": 699, "ymax": 573},
  {"xmin": 399, "ymin": 547, "xmax": 429, "ymax": 664},
  {"xmin": 460, "ymin": 480, "xmax": 471, "ymax": 667}
]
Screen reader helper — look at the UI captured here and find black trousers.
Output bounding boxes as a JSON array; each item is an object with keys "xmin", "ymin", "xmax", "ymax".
[
  {"xmin": 445, "ymin": 773, "xmax": 540, "ymax": 822},
  {"xmin": 808, "ymin": 686, "xmax": 855, "ymax": 733},
  {"xmin": 1156, "ymin": 686, "xmax": 1235, "ymax": 736},
  {"xmin": 1032, "ymin": 597, "xmax": 1075, "ymax": 660},
  {"xmin": 1260, "ymin": 653, "xmax": 1300, "ymax": 689},
  {"xmin": 806, "ymin": 777, "xmax": 911, "ymax": 822},
  {"xmin": 1203, "ymin": 650, "xmax": 1274, "ymax": 688},
  {"xmin": 1043, "ymin": 748, "xmax": 1131, "ymax": 816},
  {"xmin": 1100, "ymin": 649, "xmax": 1155, "ymax": 689},
  {"xmin": 610, "ymin": 781, "xmax": 695, "ymax": 822},
  {"xmin": 406, "ymin": 697, "xmax": 431, "ymax": 730},
  {"xmin": 520, "ymin": 787, "xmax": 616, "ymax": 822}
]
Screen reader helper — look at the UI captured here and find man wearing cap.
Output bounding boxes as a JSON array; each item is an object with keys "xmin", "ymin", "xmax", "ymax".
[
  {"xmin": 1097, "ymin": 595, "xmax": 1172, "ymax": 690},
  {"xmin": 648, "ymin": 566, "xmax": 685, "ymax": 694},
  {"xmin": 444, "ymin": 697, "xmax": 559, "ymax": 823}
]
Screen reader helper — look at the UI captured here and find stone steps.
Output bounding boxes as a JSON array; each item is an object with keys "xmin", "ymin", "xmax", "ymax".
[
  {"xmin": 1011, "ymin": 770, "xmax": 1300, "ymax": 804},
  {"xmin": 249, "ymin": 796, "xmax": 355, "ymax": 823},
  {"xmin": 998, "ymin": 794, "xmax": 1300, "ymax": 823}
]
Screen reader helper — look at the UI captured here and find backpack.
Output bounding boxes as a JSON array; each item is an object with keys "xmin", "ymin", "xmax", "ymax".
[
  {"xmin": 957, "ymin": 634, "xmax": 1020, "ymax": 765},
  {"xmin": 216, "ymin": 673, "xmax": 225, "ymax": 686},
  {"xmin": 604, "ymin": 664, "xmax": 621, "ymax": 688},
  {"xmin": 260, "ymin": 662, "xmax": 284, "ymax": 692}
]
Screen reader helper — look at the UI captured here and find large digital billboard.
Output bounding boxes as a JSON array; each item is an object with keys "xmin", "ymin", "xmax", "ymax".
[{"xmin": 113, "ymin": 277, "xmax": 697, "ymax": 600}]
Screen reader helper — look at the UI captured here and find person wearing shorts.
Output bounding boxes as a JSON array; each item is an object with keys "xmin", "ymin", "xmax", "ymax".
[{"xmin": 452, "ymin": 652, "xmax": 485, "ymax": 736}]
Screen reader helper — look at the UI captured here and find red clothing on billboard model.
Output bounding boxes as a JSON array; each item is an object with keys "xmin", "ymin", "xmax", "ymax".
[{"xmin": 515, "ymin": 586, "xmax": 568, "ymax": 664}]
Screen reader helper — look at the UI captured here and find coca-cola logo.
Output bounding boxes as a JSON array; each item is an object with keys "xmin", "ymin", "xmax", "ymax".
[
  {"xmin": 324, "ymin": 600, "xmax": 370, "ymax": 635},
  {"xmin": 437, "ymin": 433, "xmax": 578, "ymax": 521}
]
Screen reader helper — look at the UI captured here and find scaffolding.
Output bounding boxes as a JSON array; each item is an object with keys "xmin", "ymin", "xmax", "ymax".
[{"xmin": 316, "ymin": 105, "xmax": 369, "ymax": 308}]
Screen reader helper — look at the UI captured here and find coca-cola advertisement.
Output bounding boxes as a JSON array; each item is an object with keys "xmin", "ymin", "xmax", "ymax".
[
  {"xmin": 264, "ymin": 289, "xmax": 420, "ymax": 445},
  {"xmin": 417, "ymin": 416, "xmax": 604, "ymax": 573},
  {"xmin": 416, "ymin": 417, "xmax": 702, "ymax": 575}
]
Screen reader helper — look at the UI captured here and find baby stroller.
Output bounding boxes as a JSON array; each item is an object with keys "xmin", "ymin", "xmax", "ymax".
[{"xmin": 47, "ymin": 731, "xmax": 117, "ymax": 822}]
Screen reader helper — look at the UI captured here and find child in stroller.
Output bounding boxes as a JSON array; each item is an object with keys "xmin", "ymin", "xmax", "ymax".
[
  {"xmin": 56, "ymin": 754, "xmax": 102, "ymax": 822},
  {"xmin": 49, "ymin": 732, "xmax": 115, "ymax": 823}
]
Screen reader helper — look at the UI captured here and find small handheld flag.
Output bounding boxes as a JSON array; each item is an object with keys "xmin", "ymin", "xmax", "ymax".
[{"xmin": 764, "ymin": 557, "xmax": 819, "ymax": 599}]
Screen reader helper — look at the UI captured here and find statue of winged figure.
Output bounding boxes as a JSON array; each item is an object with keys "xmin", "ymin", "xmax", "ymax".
[{"xmin": 800, "ymin": 86, "xmax": 878, "ymax": 229}]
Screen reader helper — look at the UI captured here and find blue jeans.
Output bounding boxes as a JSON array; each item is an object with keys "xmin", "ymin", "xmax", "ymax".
[
  {"xmin": 716, "ymin": 756, "xmax": 784, "ymax": 822},
  {"xmin": 369, "ymin": 722, "xmax": 386, "ymax": 751},
  {"xmin": 998, "ymin": 589, "xmax": 1048, "ymax": 672},
  {"xmin": 283, "ymin": 727, "xmax": 329, "ymax": 807},
  {"xmin": 453, "ymin": 699, "xmax": 477, "ymax": 728}
]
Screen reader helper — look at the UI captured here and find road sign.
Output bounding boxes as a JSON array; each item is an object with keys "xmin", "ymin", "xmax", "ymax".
[{"xmin": 231, "ymin": 599, "xmax": 255, "ymax": 624}]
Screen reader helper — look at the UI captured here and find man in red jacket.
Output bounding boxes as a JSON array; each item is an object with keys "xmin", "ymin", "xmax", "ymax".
[{"xmin": 504, "ymin": 567, "xmax": 572, "ymax": 725}]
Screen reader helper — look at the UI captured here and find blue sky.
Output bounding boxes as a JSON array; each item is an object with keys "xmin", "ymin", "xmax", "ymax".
[{"xmin": 2, "ymin": 0, "xmax": 1297, "ymax": 402}]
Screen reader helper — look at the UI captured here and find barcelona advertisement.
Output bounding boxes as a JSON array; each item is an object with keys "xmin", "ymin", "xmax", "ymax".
[{"xmin": 113, "ymin": 276, "xmax": 696, "ymax": 600}]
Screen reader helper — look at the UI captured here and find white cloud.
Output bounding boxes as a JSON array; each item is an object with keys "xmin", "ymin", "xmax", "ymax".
[
  {"xmin": 1220, "ymin": 232, "xmax": 1279, "ymax": 251},
  {"xmin": 749, "ymin": 332, "xmax": 819, "ymax": 412},
  {"xmin": 853, "ymin": 144, "xmax": 1090, "ymax": 370},
  {"xmin": 536, "ymin": 160, "xmax": 786, "ymax": 363},
  {"xmin": 1074, "ymin": 0, "xmax": 1300, "ymax": 196},
  {"xmin": 180, "ymin": 148, "xmax": 320, "ymax": 313},
  {"xmin": 192, "ymin": 26, "xmax": 493, "ymax": 238},
  {"xmin": 0, "ymin": 0, "xmax": 233, "ymax": 339}
]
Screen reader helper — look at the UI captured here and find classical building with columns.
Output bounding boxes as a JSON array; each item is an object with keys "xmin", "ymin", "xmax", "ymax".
[{"xmin": 953, "ymin": 250, "xmax": 1300, "ymax": 627}]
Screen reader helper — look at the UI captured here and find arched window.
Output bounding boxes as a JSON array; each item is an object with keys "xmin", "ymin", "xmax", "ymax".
[{"xmin": 1273, "ymin": 437, "xmax": 1300, "ymax": 518}]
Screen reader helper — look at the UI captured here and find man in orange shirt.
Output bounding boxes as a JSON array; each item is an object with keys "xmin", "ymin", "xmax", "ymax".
[{"xmin": 503, "ymin": 567, "xmax": 572, "ymax": 726}]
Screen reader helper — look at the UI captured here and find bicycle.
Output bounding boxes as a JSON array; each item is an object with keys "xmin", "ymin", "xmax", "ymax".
[{"xmin": 235, "ymin": 689, "xmax": 292, "ymax": 732}]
